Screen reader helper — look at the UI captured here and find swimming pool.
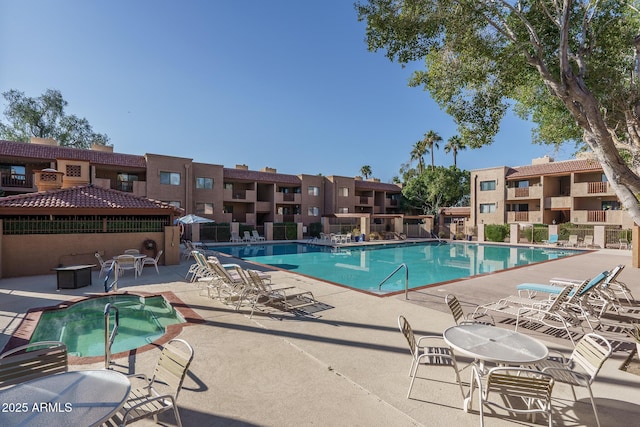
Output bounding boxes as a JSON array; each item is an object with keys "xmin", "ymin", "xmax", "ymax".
[
  {"xmin": 214, "ymin": 242, "xmax": 579, "ymax": 294},
  {"xmin": 30, "ymin": 294, "xmax": 186, "ymax": 357}
]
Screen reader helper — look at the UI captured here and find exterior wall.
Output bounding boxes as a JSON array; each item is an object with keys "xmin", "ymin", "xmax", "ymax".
[
  {"xmin": 191, "ymin": 162, "xmax": 224, "ymax": 221},
  {"xmin": 145, "ymin": 154, "xmax": 193, "ymax": 209},
  {"xmin": 471, "ymin": 167, "xmax": 507, "ymax": 226},
  {"xmin": 299, "ymin": 174, "xmax": 325, "ymax": 226},
  {"xmin": 0, "ymin": 230, "xmax": 168, "ymax": 278},
  {"xmin": 57, "ymin": 159, "xmax": 90, "ymax": 188},
  {"xmin": 324, "ymin": 176, "xmax": 355, "ymax": 214}
]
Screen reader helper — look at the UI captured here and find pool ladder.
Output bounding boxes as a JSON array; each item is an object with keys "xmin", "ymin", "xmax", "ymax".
[
  {"xmin": 378, "ymin": 263, "xmax": 409, "ymax": 300},
  {"xmin": 104, "ymin": 303, "xmax": 120, "ymax": 369}
]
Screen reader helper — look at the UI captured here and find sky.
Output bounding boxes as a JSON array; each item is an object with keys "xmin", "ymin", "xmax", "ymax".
[{"xmin": 0, "ymin": 0, "xmax": 575, "ymax": 183}]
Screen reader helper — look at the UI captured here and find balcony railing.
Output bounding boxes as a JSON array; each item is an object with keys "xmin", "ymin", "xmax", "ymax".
[
  {"xmin": 515, "ymin": 187, "xmax": 529, "ymax": 197},
  {"xmin": 514, "ymin": 212, "xmax": 529, "ymax": 221},
  {"xmin": 588, "ymin": 181, "xmax": 608, "ymax": 194},
  {"xmin": 587, "ymin": 210, "xmax": 607, "ymax": 222},
  {"xmin": 1, "ymin": 173, "xmax": 32, "ymax": 188}
]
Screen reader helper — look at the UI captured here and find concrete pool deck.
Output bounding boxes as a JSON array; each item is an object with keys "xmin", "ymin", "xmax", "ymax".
[{"xmin": 1, "ymin": 244, "xmax": 639, "ymax": 426}]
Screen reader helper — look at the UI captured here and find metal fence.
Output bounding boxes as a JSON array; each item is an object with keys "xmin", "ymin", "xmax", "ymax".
[{"xmin": 2, "ymin": 215, "xmax": 169, "ymax": 235}]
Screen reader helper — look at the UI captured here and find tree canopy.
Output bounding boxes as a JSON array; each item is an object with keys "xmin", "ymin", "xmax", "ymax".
[
  {"xmin": 357, "ymin": 0, "xmax": 640, "ymax": 225},
  {"xmin": 401, "ymin": 165, "xmax": 470, "ymax": 215},
  {"xmin": 0, "ymin": 89, "xmax": 109, "ymax": 149}
]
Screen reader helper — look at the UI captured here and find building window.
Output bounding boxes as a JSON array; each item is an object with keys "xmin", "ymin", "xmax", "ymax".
[
  {"xmin": 160, "ymin": 172, "xmax": 180, "ymax": 185},
  {"xmin": 338, "ymin": 207, "xmax": 349, "ymax": 214},
  {"xmin": 517, "ymin": 180, "xmax": 529, "ymax": 188},
  {"xmin": 223, "ymin": 205, "xmax": 233, "ymax": 214},
  {"xmin": 117, "ymin": 173, "xmax": 138, "ymax": 192},
  {"xmin": 224, "ymin": 182, "xmax": 233, "ymax": 190},
  {"xmin": 480, "ymin": 180, "xmax": 496, "ymax": 191},
  {"xmin": 196, "ymin": 177, "xmax": 213, "ymax": 189},
  {"xmin": 479, "ymin": 203, "xmax": 496, "ymax": 213},
  {"xmin": 338, "ymin": 187, "xmax": 349, "ymax": 197},
  {"xmin": 308, "ymin": 206, "xmax": 319, "ymax": 216},
  {"xmin": 167, "ymin": 201, "xmax": 181, "ymax": 208},
  {"xmin": 66, "ymin": 164, "xmax": 82, "ymax": 177},
  {"xmin": 196, "ymin": 202, "xmax": 214, "ymax": 214},
  {"xmin": 602, "ymin": 200, "xmax": 620, "ymax": 210},
  {"xmin": 308, "ymin": 186, "xmax": 320, "ymax": 196}
]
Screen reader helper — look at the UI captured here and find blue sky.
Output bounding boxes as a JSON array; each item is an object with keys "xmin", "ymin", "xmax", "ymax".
[{"xmin": 0, "ymin": 0, "xmax": 574, "ymax": 182}]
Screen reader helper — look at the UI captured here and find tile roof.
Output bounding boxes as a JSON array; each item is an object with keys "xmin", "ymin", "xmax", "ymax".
[
  {"xmin": 223, "ymin": 168, "xmax": 301, "ymax": 184},
  {"xmin": 0, "ymin": 140, "xmax": 146, "ymax": 168},
  {"xmin": 0, "ymin": 184, "xmax": 181, "ymax": 213},
  {"xmin": 355, "ymin": 180, "xmax": 402, "ymax": 192},
  {"xmin": 505, "ymin": 159, "xmax": 602, "ymax": 179}
]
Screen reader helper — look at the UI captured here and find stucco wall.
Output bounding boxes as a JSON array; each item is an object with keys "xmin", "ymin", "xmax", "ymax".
[{"xmin": 0, "ymin": 229, "xmax": 179, "ymax": 278}]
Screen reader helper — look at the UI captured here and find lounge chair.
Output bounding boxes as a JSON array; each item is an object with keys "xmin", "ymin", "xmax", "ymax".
[
  {"xmin": 535, "ymin": 333, "xmax": 612, "ymax": 427},
  {"xmin": 242, "ymin": 231, "xmax": 253, "ymax": 242},
  {"xmin": 467, "ymin": 366, "xmax": 554, "ymax": 427},
  {"xmin": 252, "ymin": 230, "xmax": 266, "ymax": 241},
  {"xmin": 565, "ymin": 234, "xmax": 579, "ymax": 247},
  {"xmin": 397, "ymin": 316, "xmax": 465, "ymax": 399},
  {"xmin": 239, "ymin": 269, "xmax": 315, "ymax": 317},
  {"xmin": 542, "ymin": 234, "xmax": 559, "ymax": 245},
  {"xmin": 229, "ymin": 232, "xmax": 242, "ymax": 243},
  {"xmin": 516, "ymin": 271, "xmax": 609, "ymax": 299},
  {"xmin": 581, "ymin": 235, "xmax": 595, "ymax": 248}
]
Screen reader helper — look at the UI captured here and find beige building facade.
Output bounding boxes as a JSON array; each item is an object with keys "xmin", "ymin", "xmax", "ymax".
[{"xmin": 470, "ymin": 155, "xmax": 635, "ymax": 228}]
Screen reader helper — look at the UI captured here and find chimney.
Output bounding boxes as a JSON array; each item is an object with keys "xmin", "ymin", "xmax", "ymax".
[
  {"xmin": 531, "ymin": 156, "xmax": 554, "ymax": 165},
  {"xmin": 235, "ymin": 164, "xmax": 249, "ymax": 170},
  {"xmin": 34, "ymin": 168, "xmax": 64, "ymax": 192},
  {"xmin": 91, "ymin": 143, "xmax": 114, "ymax": 152},
  {"xmin": 30, "ymin": 137, "xmax": 58, "ymax": 146},
  {"xmin": 261, "ymin": 167, "xmax": 277, "ymax": 173}
]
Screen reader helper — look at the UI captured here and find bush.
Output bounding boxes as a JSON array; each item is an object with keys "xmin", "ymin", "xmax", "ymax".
[
  {"xmin": 485, "ymin": 224, "xmax": 509, "ymax": 242},
  {"xmin": 308, "ymin": 222, "xmax": 322, "ymax": 238}
]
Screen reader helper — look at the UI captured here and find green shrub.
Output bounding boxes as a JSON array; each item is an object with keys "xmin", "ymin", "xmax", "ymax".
[
  {"xmin": 308, "ymin": 222, "xmax": 322, "ymax": 238},
  {"xmin": 485, "ymin": 224, "xmax": 509, "ymax": 242}
]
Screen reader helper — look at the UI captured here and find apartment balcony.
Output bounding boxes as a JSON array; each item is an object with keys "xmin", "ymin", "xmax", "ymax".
[
  {"xmin": 275, "ymin": 192, "xmax": 301, "ymax": 204},
  {"xmin": 0, "ymin": 173, "xmax": 35, "ymax": 192},
  {"xmin": 385, "ymin": 198, "xmax": 399, "ymax": 208},
  {"xmin": 274, "ymin": 214, "xmax": 301, "ymax": 223},
  {"xmin": 255, "ymin": 201, "xmax": 272, "ymax": 212},
  {"xmin": 507, "ymin": 210, "xmax": 543, "ymax": 223},
  {"xmin": 544, "ymin": 196, "xmax": 571, "ymax": 210},
  {"xmin": 356, "ymin": 195, "xmax": 373, "ymax": 206},
  {"xmin": 224, "ymin": 188, "xmax": 256, "ymax": 202},
  {"xmin": 506, "ymin": 186, "xmax": 542, "ymax": 200},
  {"xmin": 572, "ymin": 209, "xmax": 624, "ymax": 225},
  {"xmin": 572, "ymin": 181, "xmax": 615, "ymax": 197}
]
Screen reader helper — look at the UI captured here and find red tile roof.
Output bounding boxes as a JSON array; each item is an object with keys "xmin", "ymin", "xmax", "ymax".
[
  {"xmin": 506, "ymin": 159, "xmax": 602, "ymax": 179},
  {"xmin": 223, "ymin": 168, "xmax": 301, "ymax": 184},
  {"xmin": 0, "ymin": 184, "xmax": 181, "ymax": 214},
  {"xmin": 355, "ymin": 180, "xmax": 402, "ymax": 192},
  {"xmin": 0, "ymin": 140, "xmax": 146, "ymax": 168}
]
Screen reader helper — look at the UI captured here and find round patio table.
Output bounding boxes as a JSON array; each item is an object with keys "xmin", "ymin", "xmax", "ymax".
[
  {"xmin": 0, "ymin": 369, "xmax": 130, "ymax": 426},
  {"xmin": 443, "ymin": 323, "xmax": 549, "ymax": 366}
]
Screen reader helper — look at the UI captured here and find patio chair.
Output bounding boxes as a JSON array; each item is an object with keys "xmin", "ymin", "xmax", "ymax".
[
  {"xmin": 467, "ymin": 366, "xmax": 554, "ymax": 427},
  {"xmin": 95, "ymin": 252, "xmax": 116, "ymax": 278},
  {"xmin": 535, "ymin": 333, "xmax": 612, "ymax": 427},
  {"xmin": 115, "ymin": 254, "xmax": 139, "ymax": 278},
  {"xmin": 124, "ymin": 248, "xmax": 140, "ymax": 254},
  {"xmin": 581, "ymin": 235, "xmax": 595, "ymax": 248},
  {"xmin": 397, "ymin": 315, "xmax": 465, "ymax": 399},
  {"xmin": 114, "ymin": 339, "xmax": 194, "ymax": 427},
  {"xmin": 445, "ymin": 294, "xmax": 495, "ymax": 326},
  {"xmin": 242, "ymin": 231, "xmax": 253, "ymax": 242},
  {"xmin": 229, "ymin": 232, "xmax": 242, "ymax": 243},
  {"xmin": 0, "ymin": 341, "xmax": 68, "ymax": 388},
  {"xmin": 565, "ymin": 234, "xmax": 579, "ymax": 247},
  {"xmin": 141, "ymin": 249, "xmax": 163, "ymax": 274},
  {"xmin": 542, "ymin": 234, "xmax": 559, "ymax": 245},
  {"xmin": 252, "ymin": 230, "xmax": 266, "ymax": 241}
]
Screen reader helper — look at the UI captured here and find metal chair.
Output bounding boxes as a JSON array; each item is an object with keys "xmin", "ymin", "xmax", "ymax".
[
  {"xmin": 536, "ymin": 333, "xmax": 612, "ymax": 427},
  {"xmin": 397, "ymin": 315, "xmax": 464, "ymax": 399},
  {"xmin": 445, "ymin": 294, "xmax": 495, "ymax": 326},
  {"xmin": 114, "ymin": 339, "xmax": 194, "ymax": 427},
  {"xmin": 95, "ymin": 252, "xmax": 116, "ymax": 278},
  {"xmin": 141, "ymin": 249, "xmax": 163, "ymax": 274},
  {"xmin": 0, "ymin": 341, "xmax": 68, "ymax": 388},
  {"xmin": 467, "ymin": 366, "xmax": 554, "ymax": 427}
]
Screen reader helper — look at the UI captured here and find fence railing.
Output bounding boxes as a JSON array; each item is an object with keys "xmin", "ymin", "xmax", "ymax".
[{"xmin": 2, "ymin": 216, "xmax": 169, "ymax": 235}]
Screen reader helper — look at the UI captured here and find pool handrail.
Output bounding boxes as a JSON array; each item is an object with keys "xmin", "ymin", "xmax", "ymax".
[
  {"xmin": 104, "ymin": 303, "xmax": 120, "ymax": 369},
  {"xmin": 378, "ymin": 263, "xmax": 409, "ymax": 299}
]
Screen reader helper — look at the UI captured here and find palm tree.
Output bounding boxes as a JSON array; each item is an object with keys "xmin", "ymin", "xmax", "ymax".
[
  {"xmin": 360, "ymin": 165, "xmax": 372, "ymax": 179},
  {"xmin": 444, "ymin": 135, "xmax": 466, "ymax": 167},
  {"xmin": 421, "ymin": 130, "xmax": 442, "ymax": 170},
  {"xmin": 410, "ymin": 140, "xmax": 428, "ymax": 174}
]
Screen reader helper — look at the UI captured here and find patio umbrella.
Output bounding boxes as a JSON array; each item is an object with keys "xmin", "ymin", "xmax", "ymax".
[{"xmin": 175, "ymin": 214, "xmax": 215, "ymax": 225}]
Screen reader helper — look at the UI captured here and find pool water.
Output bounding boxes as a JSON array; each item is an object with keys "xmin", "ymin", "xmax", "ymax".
[
  {"xmin": 30, "ymin": 295, "xmax": 185, "ymax": 357},
  {"xmin": 214, "ymin": 242, "xmax": 578, "ymax": 293}
]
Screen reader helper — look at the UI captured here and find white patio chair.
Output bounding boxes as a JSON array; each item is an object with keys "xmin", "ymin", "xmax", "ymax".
[
  {"xmin": 536, "ymin": 333, "xmax": 612, "ymax": 427},
  {"xmin": 124, "ymin": 248, "xmax": 140, "ymax": 254},
  {"xmin": 112, "ymin": 339, "xmax": 194, "ymax": 427},
  {"xmin": 115, "ymin": 254, "xmax": 138, "ymax": 278},
  {"xmin": 95, "ymin": 252, "xmax": 116, "ymax": 278},
  {"xmin": 397, "ymin": 315, "xmax": 465, "ymax": 399},
  {"xmin": 141, "ymin": 249, "xmax": 163, "ymax": 274},
  {"xmin": 467, "ymin": 366, "xmax": 554, "ymax": 427},
  {"xmin": 252, "ymin": 230, "xmax": 266, "ymax": 241},
  {"xmin": 445, "ymin": 294, "xmax": 495, "ymax": 326}
]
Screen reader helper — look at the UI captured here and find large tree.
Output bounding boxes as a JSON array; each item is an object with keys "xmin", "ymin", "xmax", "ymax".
[
  {"xmin": 444, "ymin": 135, "xmax": 466, "ymax": 167},
  {"xmin": 421, "ymin": 130, "xmax": 442, "ymax": 170},
  {"xmin": 357, "ymin": 0, "xmax": 640, "ymax": 225},
  {"xmin": 401, "ymin": 165, "xmax": 470, "ymax": 214},
  {"xmin": 0, "ymin": 89, "xmax": 109, "ymax": 148}
]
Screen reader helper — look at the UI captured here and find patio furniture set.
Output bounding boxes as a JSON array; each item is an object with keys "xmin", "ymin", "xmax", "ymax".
[{"xmin": 399, "ymin": 264, "xmax": 639, "ymax": 426}]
